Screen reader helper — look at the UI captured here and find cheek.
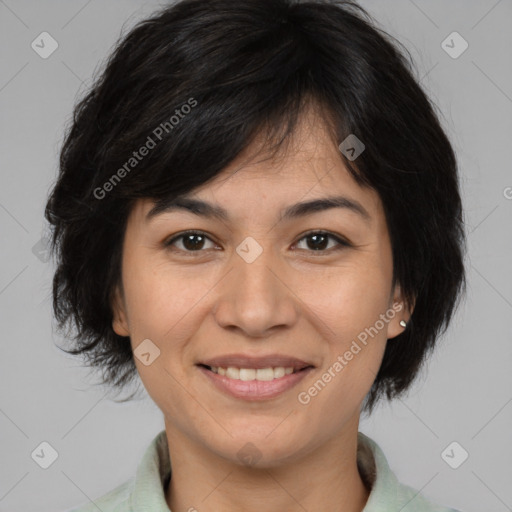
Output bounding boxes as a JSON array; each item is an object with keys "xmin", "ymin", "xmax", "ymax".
[
  {"xmin": 122, "ymin": 263, "xmax": 202, "ymax": 414},
  {"xmin": 292, "ymin": 263, "xmax": 391, "ymax": 408},
  {"xmin": 121, "ymin": 261, "xmax": 215, "ymax": 399},
  {"xmin": 122, "ymin": 260, "xmax": 207, "ymax": 340},
  {"xmin": 295, "ymin": 330, "xmax": 387, "ymax": 436},
  {"xmin": 295, "ymin": 263, "xmax": 393, "ymax": 339}
]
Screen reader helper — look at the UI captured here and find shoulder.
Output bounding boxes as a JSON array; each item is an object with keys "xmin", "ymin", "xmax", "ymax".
[
  {"xmin": 66, "ymin": 478, "xmax": 134, "ymax": 512},
  {"xmin": 65, "ymin": 430, "xmax": 170, "ymax": 512},
  {"xmin": 396, "ymin": 479, "xmax": 462, "ymax": 512},
  {"xmin": 357, "ymin": 432, "xmax": 463, "ymax": 512}
]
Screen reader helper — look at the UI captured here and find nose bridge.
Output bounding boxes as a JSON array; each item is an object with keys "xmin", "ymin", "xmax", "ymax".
[
  {"xmin": 212, "ymin": 235, "xmax": 298, "ymax": 336},
  {"xmin": 236, "ymin": 239, "xmax": 278, "ymax": 299}
]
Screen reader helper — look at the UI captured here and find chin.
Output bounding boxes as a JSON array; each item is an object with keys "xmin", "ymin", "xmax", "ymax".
[{"xmin": 211, "ymin": 426, "xmax": 310, "ymax": 467}]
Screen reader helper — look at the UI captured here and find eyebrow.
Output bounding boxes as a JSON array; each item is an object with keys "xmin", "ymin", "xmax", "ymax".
[{"xmin": 146, "ymin": 194, "xmax": 371, "ymax": 224}]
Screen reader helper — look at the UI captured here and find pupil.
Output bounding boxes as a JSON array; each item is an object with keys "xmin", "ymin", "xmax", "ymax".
[
  {"xmin": 184, "ymin": 234, "xmax": 204, "ymax": 250},
  {"xmin": 308, "ymin": 234, "xmax": 327, "ymax": 250}
]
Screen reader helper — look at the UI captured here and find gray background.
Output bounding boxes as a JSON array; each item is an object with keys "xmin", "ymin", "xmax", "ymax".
[{"xmin": 1, "ymin": 1, "xmax": 511, "ymax": 511}]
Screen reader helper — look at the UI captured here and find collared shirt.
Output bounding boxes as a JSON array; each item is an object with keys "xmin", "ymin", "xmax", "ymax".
[{"xmin": 69, "ymin": 430, "xmax": 461, "ymax": 512}]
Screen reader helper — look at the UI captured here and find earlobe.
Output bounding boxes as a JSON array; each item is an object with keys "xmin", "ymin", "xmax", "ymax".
[
  {"xmin": 111, "ymin": 285, "xmax": 130, "ymax": 337},
  {"xmin": 387, "ymin": 285, "xmax": 415, "ymax": 340}
]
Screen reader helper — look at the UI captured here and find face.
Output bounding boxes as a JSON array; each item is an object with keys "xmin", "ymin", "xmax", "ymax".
[{"xmin": 112, "ymin": 109, "xmax": 410, "ymax": 467}]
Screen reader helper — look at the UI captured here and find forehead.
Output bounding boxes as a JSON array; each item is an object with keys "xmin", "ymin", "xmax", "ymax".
[{"xmin": 134, "ymin": 107, "xmax": 384, "ymax": 226}]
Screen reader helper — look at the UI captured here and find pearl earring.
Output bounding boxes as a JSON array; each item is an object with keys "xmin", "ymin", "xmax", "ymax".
[{"xmin": 399, "ymin": 320, "xmax": 407, "ymax": 328}]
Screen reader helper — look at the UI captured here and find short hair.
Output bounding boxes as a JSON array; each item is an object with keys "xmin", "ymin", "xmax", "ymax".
[{"xmin": 45, "ymin": 0, "xmax": 466, "ymax": 413}]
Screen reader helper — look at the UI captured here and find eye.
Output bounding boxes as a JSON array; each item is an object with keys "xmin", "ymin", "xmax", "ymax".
[
  {"xmin": 164, "ymin": 229, "xmax": 351, "ymax": 255},
  {"xmin": 293, "ymin": 230, "xmax": 351, "ymax": 253},
  {"xmin": 164, "ymin": 230, "xmax": 218, "ymax": 253}
]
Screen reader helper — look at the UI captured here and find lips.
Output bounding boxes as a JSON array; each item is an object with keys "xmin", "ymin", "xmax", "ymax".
[
  {"xmin": 196, "ymin": 354, "xmax": 315, "ymax": 400},
  {"xmin": 198, "ymin": 354, "xmax": 314, "ymax": 371}
]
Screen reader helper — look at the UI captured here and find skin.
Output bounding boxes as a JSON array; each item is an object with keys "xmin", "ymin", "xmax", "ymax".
[{"xmin": 112, "ymin": 106, "xmax": 412, "ymax": 512}]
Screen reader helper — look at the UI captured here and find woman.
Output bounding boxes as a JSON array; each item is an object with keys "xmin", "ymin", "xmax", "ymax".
[{"xmin": 45, "ymin": 0, "xmax": 466, "ymax": 510}]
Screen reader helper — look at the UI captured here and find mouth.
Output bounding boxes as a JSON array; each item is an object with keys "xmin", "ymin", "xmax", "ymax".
[
  {"xmin": 197, "ymin": 364, "xmax": 311, "ymax": 381},
  {"xmin": 196, "ymin": 355, "xmax": 315, "ymax": 401}
]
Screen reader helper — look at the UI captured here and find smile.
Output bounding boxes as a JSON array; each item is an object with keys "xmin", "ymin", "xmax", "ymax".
[
  {"xmin": 208, "ymin": 366, "xmax": 295, "ymax": 380},
  {"xmin": 197, "ymin": 363, "xmax": 314, "ymax": 401}
]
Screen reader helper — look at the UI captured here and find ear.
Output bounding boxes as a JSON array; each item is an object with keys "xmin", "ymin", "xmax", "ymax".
[
  {"xmin": 111, "ymin": 284, "xmax": 130, "ymax": 337},
  {"xmin": 387, "ymin": 284, "xmax": 415, "ymax": 340}
]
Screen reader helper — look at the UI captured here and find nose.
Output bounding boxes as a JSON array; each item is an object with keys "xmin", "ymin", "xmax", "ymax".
[{"xmin": 212, "ymin": 241, "xmax": 299, "ymax": 338}]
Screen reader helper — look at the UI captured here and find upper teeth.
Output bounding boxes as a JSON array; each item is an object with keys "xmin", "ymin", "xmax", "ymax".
[{"xmin": 211, "ymin": 366, "xmax": 294, "ymax": 381}]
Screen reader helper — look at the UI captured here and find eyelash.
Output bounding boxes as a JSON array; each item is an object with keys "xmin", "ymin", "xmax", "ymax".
[{"xmin": 163, "ymin": 230, "xmax": 352, "ymax": 257}]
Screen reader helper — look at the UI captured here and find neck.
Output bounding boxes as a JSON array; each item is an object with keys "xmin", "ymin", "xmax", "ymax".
[{"xmin": 164, "ymin": 417, "xmax": 370, "ymax": 512}]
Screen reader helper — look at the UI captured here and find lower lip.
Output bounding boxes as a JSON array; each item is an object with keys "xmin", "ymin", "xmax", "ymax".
[{"xmin": 197, "ymin": 366, "xmax": 314, "ymax": 401}]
